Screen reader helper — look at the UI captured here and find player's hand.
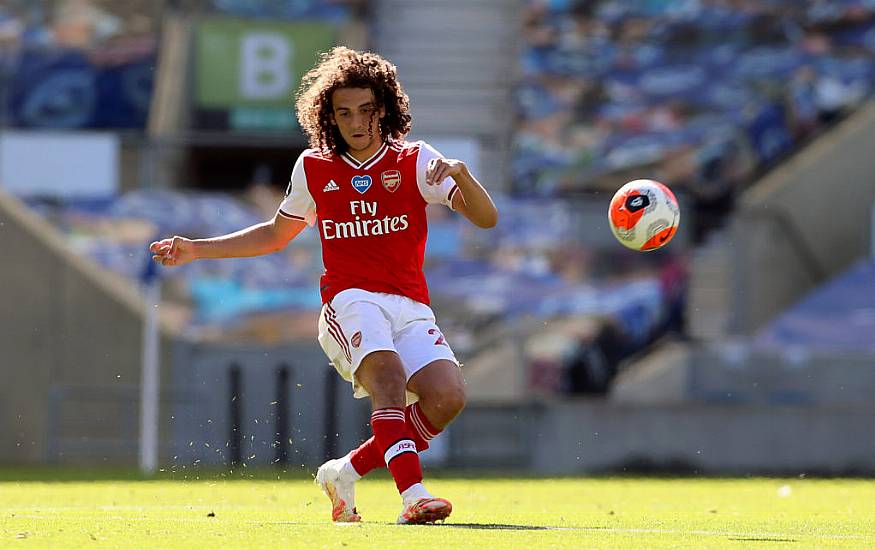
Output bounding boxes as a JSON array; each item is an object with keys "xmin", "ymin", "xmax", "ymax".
[
  {"xmin": 426, "ymin": 158, "xmax": 465, "ymax": 185},
  {"xmin": 149, "ymin": 236, "xmax": 195, "ymax": 267}
]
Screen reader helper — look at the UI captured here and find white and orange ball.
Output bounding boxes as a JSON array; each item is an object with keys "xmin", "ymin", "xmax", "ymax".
[{"xmin": 608, "ymin": 179, "xmax": 680, "ymax": 251}]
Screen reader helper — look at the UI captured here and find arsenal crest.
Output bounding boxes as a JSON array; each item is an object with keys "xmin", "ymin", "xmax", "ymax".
[{"xmin": 381, "ymin": 170, "xmax": 401, "ymax": 193}]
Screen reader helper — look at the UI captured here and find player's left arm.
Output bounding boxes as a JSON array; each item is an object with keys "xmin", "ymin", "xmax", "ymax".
[{"xmin": 426, "ymin": 158, "xmax": 498, "ymax": 228}]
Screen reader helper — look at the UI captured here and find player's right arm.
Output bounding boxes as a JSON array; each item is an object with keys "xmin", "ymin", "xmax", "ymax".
[
  {"xmin": 149, "ymin": 214, "xmax": 307, "ymax": 267},
  {"xmin": 150, "ymin": 151, "xmax": 316, "ymax": 267}
]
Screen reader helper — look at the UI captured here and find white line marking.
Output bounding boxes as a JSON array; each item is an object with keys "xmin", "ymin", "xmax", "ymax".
[{"xmin": 3, "ymin": 511, "xmax": 873, "ymax": 541}]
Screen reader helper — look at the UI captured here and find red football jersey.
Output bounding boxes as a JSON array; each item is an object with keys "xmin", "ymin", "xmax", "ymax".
[{"xmin": 278, "ymin": 140, "xmax": 459, "ymax": 305}]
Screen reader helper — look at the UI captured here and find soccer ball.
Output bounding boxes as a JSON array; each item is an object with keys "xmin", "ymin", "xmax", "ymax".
[{"xmin": 608, "ymin": 179, "xmax": 680, "ymax": 251}]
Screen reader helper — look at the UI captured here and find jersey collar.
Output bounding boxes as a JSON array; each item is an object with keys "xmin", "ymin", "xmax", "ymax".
[{"xmin": 340, "ymin": 142, "xmax": 389, "ymax": 171}]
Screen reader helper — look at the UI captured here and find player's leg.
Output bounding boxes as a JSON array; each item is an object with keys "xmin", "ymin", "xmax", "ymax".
[
  {"xmin": 354, "ymin": 350, "xmax": 419, "ymax": 488},
  {"xmin": 314, "ymin": 295, "xmax": 396, "ymax": 523},
  {"xmin": 390, "ymin": 298, "xmax": 465, "ymax": 449},
  {"xmin": 346, "ymin": 342, "xmax": 464, "ymax": 464},
  {"xmin": 333, "ymin": 293, "xmax": 465, "ymax": 466},
  {"xmin": 384, "ymin": 308, "xmax": 460, "ymax": 523},
  {"xmin": 405, "ymin": 359, "xmax": 466, "ymax": 448},
  {"xmin": 315, "ymin": 292, "xmax": 450, "ymax": 523},
  {"xmin": 354, "ymin": 350, "xmax": 453, "ymax": 524},
  {"xmin": 344, "ymin": 361, "xmax": 463, "ymax": 474},
  {"xmin": 331, "ymin": 361, "xmax": 462, "ymax": 521}
]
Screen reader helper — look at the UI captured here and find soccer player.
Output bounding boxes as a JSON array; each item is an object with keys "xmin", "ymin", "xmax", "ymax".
[{"xmin": 149, "ymin": 47, "xmax": 498, "ymax": 524}]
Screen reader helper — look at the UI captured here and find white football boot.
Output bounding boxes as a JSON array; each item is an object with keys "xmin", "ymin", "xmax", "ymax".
[
  {"xmin": 397, "ymin": 497, "xmax": 453, "ymax": 524},
  {"xmin": 396, "ymin": 483, "xmax": 452, "ymax": 524},
  {"xmin": 315, "ymin": 455, "xmax": 361, "ymax": 523}
]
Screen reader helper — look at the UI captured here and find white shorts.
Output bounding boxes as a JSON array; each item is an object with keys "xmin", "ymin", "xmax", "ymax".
[{"xmin": 317, "ymin": 288, "xmax": 459, "ymax": 403}]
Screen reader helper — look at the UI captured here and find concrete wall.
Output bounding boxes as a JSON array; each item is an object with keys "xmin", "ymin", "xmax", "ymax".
[
  {"xmin": 450, "ymin": 400, "xmax": 875, "ymax": 475},
  {"xmin": 531, "ymin": 401, "xmax": 875, "ymax": 475},
  {"xmin": 685, "ymin": 347, "xmax": 875, "ymax": 407},
  {"xmin": 0, "ymin": 191, "xmax": 175, "ymax": 464},
  {"xmin": 730, "ymin": 100, "xmax": 875, "ymax": 333}
]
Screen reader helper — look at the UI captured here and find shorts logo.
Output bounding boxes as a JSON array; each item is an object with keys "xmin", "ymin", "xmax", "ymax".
[
  {"xmin": 351, "ymin": 331, "xmax": 362, "ymax": 348},
  {"xmin": 351, "ymin": 175, "xmax": 372, "ymax": 194},
  {"xmin": 428, "ymin": 328, "xmax": 448, "ymax": 347},
  {"xmin": 381, "ymin": 170, "xmax": 401, "ymax": 193}
]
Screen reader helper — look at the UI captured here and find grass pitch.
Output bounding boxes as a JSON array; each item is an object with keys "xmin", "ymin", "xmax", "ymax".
[{"xmin": 1, "ymin": 472, "xmax": 873, "ymax": 549}]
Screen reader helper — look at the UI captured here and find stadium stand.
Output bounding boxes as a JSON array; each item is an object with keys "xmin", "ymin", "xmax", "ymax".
[
  {"xmin": 755, "ymin": 258, "xmax": 875, "ymax": 354},
  {"xmin": 1, "ymin": 0, "xmax": 158, "ymax": 130},
  {"xmin": 19, "ymin": 188, "xmax": 680, "ymax": 352},
  {"xmin": 207, "ymin": 0, "xmax": 361, "ymax": 21},
  {"xmin": 515, "ymin": 1, "xmax": 875, "ymax": 227},
  {"xmin": 7, "ymin": 0, "xmax": 682, "ymax": 372},
  {"xmin": 5, "ymin": 0, "xmax": 875, "ymax": 472},
  {"xmin": 6, "ymin": 0, "xmax": 873, "ymax": 358},
  {"xmin": 506, "ymin": 0, "xmax": 875, "ymax": 397}
]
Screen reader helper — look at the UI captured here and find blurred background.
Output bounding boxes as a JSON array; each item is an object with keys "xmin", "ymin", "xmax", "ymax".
[{"xmin": 1, "ymin": 0, "xmax": 875, "ymax": 475}]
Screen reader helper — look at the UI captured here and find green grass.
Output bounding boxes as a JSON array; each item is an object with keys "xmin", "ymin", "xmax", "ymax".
[{"xmin": 1, "ymin": 473, "xmax": 874, "ymax": 549}]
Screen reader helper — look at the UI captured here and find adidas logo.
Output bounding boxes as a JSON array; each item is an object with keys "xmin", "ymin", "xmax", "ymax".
[{"xmin": 323, "ymin": 179, "xmax": 340, "ymax": 192}]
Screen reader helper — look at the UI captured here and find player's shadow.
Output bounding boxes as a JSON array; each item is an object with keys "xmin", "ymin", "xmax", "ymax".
[
  {"xmin": 728, "ymin": 538, "xmax": 798, "ymax": 543},
  {"xmin": 399, "ymin": 522, "xmax": 556, "ymax": 531}
]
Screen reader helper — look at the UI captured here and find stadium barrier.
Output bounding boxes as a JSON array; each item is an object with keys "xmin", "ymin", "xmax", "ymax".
[
  {"xmin": 0, "ymin": 190, "xmax": 177, "ymax": 464},
  {"xmin": 169, "ymin": 341, "xmax": 370, "ymax": 470},
  {"xmin": 221, "ymin": 359, "xmax": 338, "ymax": 468}
]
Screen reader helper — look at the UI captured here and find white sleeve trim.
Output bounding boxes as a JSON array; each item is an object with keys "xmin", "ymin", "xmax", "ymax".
[
  {"xmin": 415, "ymin": 141, "xmax": 457, "ymax": 211},
  {"xmin": 278, "ymin": 150, "xmax": 317, "ymax": 226}
]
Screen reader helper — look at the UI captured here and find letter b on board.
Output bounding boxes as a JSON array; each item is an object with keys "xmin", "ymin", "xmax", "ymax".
[{"xmin": 240, "ymin": 33, "xmax": 293, "ymax": 99}]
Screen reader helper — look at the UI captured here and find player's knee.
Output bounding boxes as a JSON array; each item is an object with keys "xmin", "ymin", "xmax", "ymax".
[
  {"xmin": 429, "ymin": 382, "xmax": 466, "ymax": 417},
  {"xmin": 444, "ymin": 384, "xmax": 466, "ymax": 416}
]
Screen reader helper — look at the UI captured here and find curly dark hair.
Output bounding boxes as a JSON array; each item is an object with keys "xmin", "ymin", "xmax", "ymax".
[{"xmin": 295, "ymin": 47, "xmax": 412, "ymax": 154}]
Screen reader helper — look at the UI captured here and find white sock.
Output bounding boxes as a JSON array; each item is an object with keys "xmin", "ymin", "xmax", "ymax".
[
  {"xmin": 401, "ymin": 483, "xmax": 432, "ymax": 504},
  {"xmin": 340, "ymin": 456, "xmax": 362, "ymax": 481}
]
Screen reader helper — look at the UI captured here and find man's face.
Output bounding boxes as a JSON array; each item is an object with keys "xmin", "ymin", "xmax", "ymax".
[{"xmin": 330, "ymin": 87, "xmax": 385, "ymax": 152}]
